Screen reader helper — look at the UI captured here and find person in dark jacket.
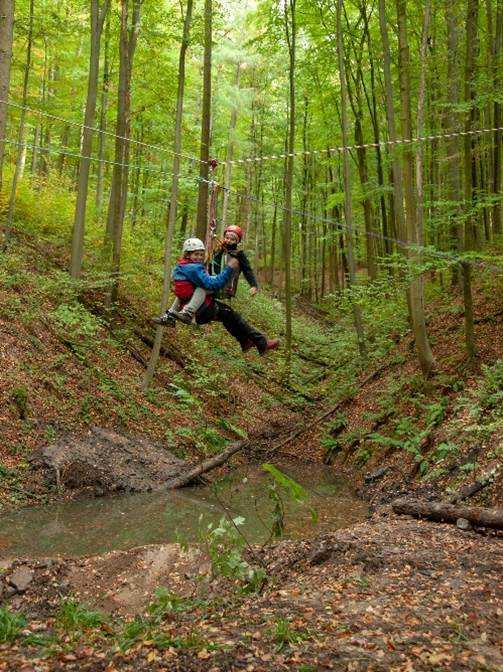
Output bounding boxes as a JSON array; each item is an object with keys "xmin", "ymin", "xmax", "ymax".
[
  {"xmin": 209, "ymin": 225, "xmax": 258, "ymax": 299},
  {"xmin": 153, "ymin": 238, "xmax": 279, "ymax": 355}
]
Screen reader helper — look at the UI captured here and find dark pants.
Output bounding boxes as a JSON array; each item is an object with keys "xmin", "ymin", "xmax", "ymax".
[{"xmin": 196, "ymin": 300, "xmax": 267, "ymax": 352}]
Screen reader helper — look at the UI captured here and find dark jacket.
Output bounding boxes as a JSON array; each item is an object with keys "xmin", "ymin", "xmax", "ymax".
[{"xmin": 209, "ymin": 245, "xmax": 258, "ymax": 298}]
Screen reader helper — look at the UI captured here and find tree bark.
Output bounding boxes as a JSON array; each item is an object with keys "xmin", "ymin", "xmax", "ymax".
[
  {"xmin": 462, "ymin": 0, "xmax": 479, "ymax": 360},
  {"xmin": 142, "ymin": 0, "xmax": 193, "ymax": 392},
  {"xmin": 165, "ymin": 439, "xmax": 248, "ymax": 489},
  {"xmin": 492, "ymin": 0, "xmax": 502, "ymax": 235},
  {"xmin": 360, "ymin": 2, "xmax": 390, "ymax": 258},
  {"xmin": 195, "ymin": 0, "xmax": 212, "ymax": 239},
  {"xmin": 5, "ymin": 0, "xmax": 34, "ymax": 243},
  {"xmin": 378, "ymin": 0, "xmax": 406, "ymax": 244},
  {"xmin": 282, "ymin": 0, "xmax": 296, "ymax": 364},
  {"xmin": 336, "ymin": 0, "xmax": 366, "ymax": 360},
  {"xmin": 106, "ymin": 0, "xmax": 141, "ymax": 305},
  {"xmin": 220, "ymin": 61, "xmax": 241, "ymax": 233},
  {"xmin": 444, "ymin": 1, "xmax": 464, "ymax": 285},
  {"xmin": 392, "ymin": 498, "xmax": 503, "ymax": 530},
  {"xmin": 396, "ymin": 0, "xmax": 435, "ymax": 376},
  {"xmin": 0, "ymin": 0, "xmax": 14, "ymax": 192},
  {"xmin": 70, "ymin": 0, "xmax": 110, "ymax": 278},
  {"xmin": 95, "ymin": 13, "xmax": 111, "ymax": 216}
]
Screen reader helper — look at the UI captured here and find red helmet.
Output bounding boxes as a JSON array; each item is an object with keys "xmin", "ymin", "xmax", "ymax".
[{"xmin": 224, "ymin": 225, "xmax": 243, "ymax": 242}]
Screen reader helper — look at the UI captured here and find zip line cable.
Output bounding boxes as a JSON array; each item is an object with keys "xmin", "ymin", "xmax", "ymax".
[
  {"xmin": 0, "ymin": 98, "xmax": 207, "ymax": 166},
  {"xmin": 0, "ymin": 136, "xmax": 190, "ymax": 180},
  {"xmin": 216, "ymin": 180, "xmax": 503, "ymax": 274},
  {"xmin": 226, "ymin": 126, "xmax": 503, "ymax": 166},
  {"xmin": 1, "ymin": 135, "xmax": 502, "ymax": 274},
  {"xmin": 2, "ymin": 97, "xmax": 502, "ymax": 169}
]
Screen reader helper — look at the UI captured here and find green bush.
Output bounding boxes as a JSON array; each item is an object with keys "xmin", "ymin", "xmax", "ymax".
[{"xmin": 0, "ymin": 607, "xmax": 26, "ymax": 643}]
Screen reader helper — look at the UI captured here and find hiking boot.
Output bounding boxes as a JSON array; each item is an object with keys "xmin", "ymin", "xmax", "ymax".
[
  {"xmin": 241, "ymin": 339, "xmax": 255, "ymax": 352},
  {"xmin": 170, "ymin": 308, "xmax": 194, "ymax": 325},
  {"xmin": 152, "ymin": 311, "xmax": 176, "ymax": 327},
  {"xmin": 259, "ymin": 338, "xmax": 280, "ymax": 355}
]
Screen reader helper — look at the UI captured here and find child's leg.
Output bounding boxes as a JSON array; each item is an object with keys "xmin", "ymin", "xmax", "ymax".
[
  {"xmin": 180, "ymin": 287, "xmax": 207, "ymax": 316},
  {"xmin": 169, "ymin": 297, "xmax": 181, "ymax": 312}
]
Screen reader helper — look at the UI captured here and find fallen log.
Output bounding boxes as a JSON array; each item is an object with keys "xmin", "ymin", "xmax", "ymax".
[
  {"xmin": 165, "ymin": 439, "xmax": 249, "ymax": 489},
  {"xmin": 392, "ymin": 498, "xmax": 503, "ymax": 530},
  {"xmin": 449, "ymin": 461, "xmax": 502, "ymax": 504}
]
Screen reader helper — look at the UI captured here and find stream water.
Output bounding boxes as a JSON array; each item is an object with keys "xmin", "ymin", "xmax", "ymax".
[{"xmin": 0, "ymin": 461, "xmax": 368, "ymax": 559}]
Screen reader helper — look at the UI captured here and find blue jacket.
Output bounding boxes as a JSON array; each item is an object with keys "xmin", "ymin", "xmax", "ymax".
[{"xmin": 172, "ymin": 258, "xmax": 233, "ymax": 296}]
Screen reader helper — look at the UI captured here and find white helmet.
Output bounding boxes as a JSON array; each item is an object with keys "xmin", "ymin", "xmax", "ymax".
[{"xmin": 182, "ymin": 237, "xmax": 205, "ymax": 253}]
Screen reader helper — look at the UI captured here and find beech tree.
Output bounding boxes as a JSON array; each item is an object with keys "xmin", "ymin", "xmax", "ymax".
[
  {"xmin": 0, "ymin": 0, "xmax": 14, "ymax": 192},
  {"xmin": 70, "ymin": 0, "xmax": 110, "ymax": 278},
  {"xmin": 106, "ymin": 0, "xmax": 142, "ymax": 305}
]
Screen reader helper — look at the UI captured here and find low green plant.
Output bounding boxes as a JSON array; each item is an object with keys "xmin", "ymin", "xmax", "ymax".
[
  {"xmin": 196, "ymin": 427, "xmax": 228, "ymax": 454},
  {"xmin": 118, "ymin": 592, "xmax": 210, "ymax": 652},
  {"xmin": 217, "ymin": 417, "xmax": 248, "ymax": 438},
  {"xmin": 203, "ymin": 516, "xmax": 266, "ymax": 592},
  {"xmin": 118, "ymin": 616, "xmax": 149, "ymax": 651},
  {"xmin": 0, "ymin": 607, "xmax": 26, "ymax": 643},
  {"xmin": 321, "ymin": 436, "xmax": 342, "ymax": 464},
  {"xmin": 11, "ymin": 386, "xmax": 29, "ymax": 420},
  {"xmin": 147, "ymin": 588, "xmax": 204, "ymax": 624},
  {"xmin": 262, "ymin": 463, "xmax": 318, "ymax": 539},
  {"xmin": 270, "ymin": 617, "xmax": 311, "ymax": 651},
  {"xmin": 477, "ymin": 361, "xmax": 503, "ymax": 410},
  {"xmin": 52, "ymin": 303, "xmax": 102, "ymax": 342},
  {"xmin": 168, "ymin": 383, "xmax": 200, "ymax": 408},
  {"xmin": 56, "ymin": 599, "xmax": 108, "ymax": 631}
]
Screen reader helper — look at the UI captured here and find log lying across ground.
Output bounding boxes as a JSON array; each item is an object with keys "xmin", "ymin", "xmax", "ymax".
[
  {"xmin": 165, "ymin": 439, "xmax": 249, "ymax": 489},
  {"xmin": 392, "ymin": 498, "xmax": 503, "ymax": 530},
  {"xmin": 449, "ymin": 461, "xmax": 502, "ymax": 504}
]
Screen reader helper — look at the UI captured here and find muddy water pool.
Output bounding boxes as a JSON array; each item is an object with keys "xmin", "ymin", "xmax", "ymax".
[{"xmin": 0, "ymin": 461, "xmax": 368, "ymax": 559}]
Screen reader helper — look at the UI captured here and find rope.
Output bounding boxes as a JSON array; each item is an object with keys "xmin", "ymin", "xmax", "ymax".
[
  {"xmin": 215, "ymin": 180, "xmax": 503, "ymax": 274},
  {"xmin": 1, "ymin": 136, "xmax": 501, "ymax": 274},
  {"xmin": 205, "ymin": 159, "xmax": 220, "ymax": 264},
  {"xmin": 0, "ymin": 98, "xmax": 207, "ymax": 165},
  {"xmin": 0, "ymin": 136, "xmax": 183, "ymax": 179},
  {"xmin": 2, "ymin": 97, "xmax": 501, "ymax": 169},
  {"xmin": 226, "ymin": 126, "xmax": 503, "ymax": 166}
]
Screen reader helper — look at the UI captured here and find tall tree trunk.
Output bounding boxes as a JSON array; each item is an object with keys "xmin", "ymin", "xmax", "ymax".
[
  {"xmin": 195, "ymin": 0, "xmax": 212, "ymax": 239},
  {"xmin": 270, "ymin": 195, "xmax": 278, "ymax": 287},
  {"xmin": 38, "ymin": 42, "xmax": 49, "ymax": 177},
  {"xmin": 220, "ymin": 61, "xmax": 241, "ymax": 233},
  {"xmin": 282, "ymin": 0, "xmax": 296, "ymax": 364},
  {"xmin": 492, "ymin": 0, "xmax": 502, "ymax": 234},
  {"xmin": 378, "ymin": 0, "xmax": 406, "ymax": 244},
  {"xmin": 5, "ymin": 0, "xmax": 34, "ymax": 243},
  {"xmin": 346, "ymin": 49, "xmax": 378, "ymax": 281},
  {"xmin": 71, "ymin": 0, "xmax": 110, "ymax": 278},
  {"xmin": 0, "ymin": 0, "xmax": 14, "ymax": 192},
  {"xmin": 95, "ymin": 13, "xmax": 111, "ymax": 217},
  {"xmin": 415, "ymin": 0, "xmax": 431, "ymax": 248},
  {"xmin": 106, "ymin": 0, "xmax": 141, "ymax": 305},
  {"xmin": 396, "ymin": 0, "xmax": 435, "ymax": 376},
  {"xmin": 143, "ymin": 0, "xmax": 193, "ymax": 391},
  {"xmin": 462, "ymin": 0, "xmax": 479, "ymax": 359},
  {"xmin": 444, "ymin": 1, "xmax": 463, "ymax": 285},
  {"xmin": 300, "ymin": 96, "xmax": 308, "ymax": 294},
  {"xmin": 337, "ymin": 0, "xmax": 366, "ymax": 359},
  {"xmin": 360, "ymin": 1, "xmax": 391, "ymax": 257}
]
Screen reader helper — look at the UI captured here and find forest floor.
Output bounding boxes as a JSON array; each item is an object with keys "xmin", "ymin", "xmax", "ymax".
[
  {"xmin": 1, "ymin": 232, "xmax": 502, "ymax": 670},
  {"xmin": 1, "ymin": 515, "xmax": 502, "ymax": 671}
]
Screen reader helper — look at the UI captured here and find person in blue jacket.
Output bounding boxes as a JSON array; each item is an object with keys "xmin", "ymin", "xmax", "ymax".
[{"xmin": 153, "ymin": 238, "xmax": 279, "ymax": 355}]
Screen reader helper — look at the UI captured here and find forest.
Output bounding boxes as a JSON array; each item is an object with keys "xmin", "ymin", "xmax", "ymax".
[{"xmin": 0, "ymin": 0, "xmax": 502, "ymax": 670}]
